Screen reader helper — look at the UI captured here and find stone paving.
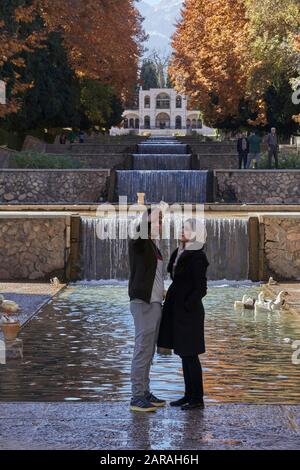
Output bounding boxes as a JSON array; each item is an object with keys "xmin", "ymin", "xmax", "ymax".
[
  {"xmin": 0, "ymin": 403, "xmax": 300, "ymax": 450},
  {"xmin": 0, "ymin": 282, "xmax": 65, "ymax": 340}
]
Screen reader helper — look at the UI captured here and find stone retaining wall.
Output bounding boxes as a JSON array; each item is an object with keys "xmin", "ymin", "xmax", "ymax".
[
  {"xmin": 47, "ymin": 154, "xmax": 132, "ymax": 170},
  {"xmin": 259, "ymin": 215, "xmax": 300, "ymax": 281},
  {"xmin": 216, "ymin": 170, "xmax": 300, "ymax": 204},
  {"xmin": 0, "ymin": 216, "xmax": 69, "ymax": 281},
  {"xmin": 192, "ymin": 154, "xmax": 238, "ymax": 170},
  {"xmin": 46, "ymin": 143, "xmax": 137, "ymax": 154},
  {"xmin": 1, "ymin": 212, "xmax": 300, "ymax": 282},
  {"xmin": 0, "ymin": 170, "xmax": 110, "ymax": 204}
]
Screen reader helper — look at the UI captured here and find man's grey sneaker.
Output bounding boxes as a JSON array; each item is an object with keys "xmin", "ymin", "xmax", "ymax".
[
  {"xmin": 130, "ymin": 397, "xmax": 157, "ymax": 413},
  {"xmin": 145, "ymin": 392, "xmax": 166, "ymax": 408}
]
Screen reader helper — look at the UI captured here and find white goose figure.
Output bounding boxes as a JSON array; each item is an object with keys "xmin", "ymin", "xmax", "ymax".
[
  {"xmin": 270, "ymin": 291, "xmax": 289, "ymax": 312},
  {"xmin": 234, "ymin": 295, "xmax": 256, "ymax": 310},
  {"xmin": 254, "ymin": 292, "xmax": 274, "ymax": 314}
]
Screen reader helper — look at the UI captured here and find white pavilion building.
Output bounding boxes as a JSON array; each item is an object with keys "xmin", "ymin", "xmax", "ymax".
[{"xmin": 122, "ymin": 87, "xmax": 215, "ymax": 136}]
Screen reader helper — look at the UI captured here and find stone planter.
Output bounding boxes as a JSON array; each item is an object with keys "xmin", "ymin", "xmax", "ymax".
[{"xmin": 1, "ymin": 321, "xmax": 21, "ymax": 341}]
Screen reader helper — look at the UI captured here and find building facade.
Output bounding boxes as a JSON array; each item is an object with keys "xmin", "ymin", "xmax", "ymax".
[{"xmin": 122, "ymin": 87, "xmax": 215, "ymax": 136}]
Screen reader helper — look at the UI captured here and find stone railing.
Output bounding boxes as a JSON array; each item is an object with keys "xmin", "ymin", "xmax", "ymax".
[
  {"xmin": 215, "ymin": 170, "xmax": 300, "ymax": 204},
  {"xmin": 0, "ymin": 169, "xmax": 110, "ymax": 204}
]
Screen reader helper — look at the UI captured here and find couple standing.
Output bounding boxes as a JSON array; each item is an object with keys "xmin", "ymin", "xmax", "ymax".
[{"xmin": 128, "ymin": 207, "xmax": 209, "ymax": 412}]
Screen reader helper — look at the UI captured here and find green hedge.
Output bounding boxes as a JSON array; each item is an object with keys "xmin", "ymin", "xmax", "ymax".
[
  {"xmin": 13, "ymin": 151, "xmax": 82, "ymax": 169},
  {"xmin": 259, "ymin": 151, "xmax": 300, "ymax": 169}
]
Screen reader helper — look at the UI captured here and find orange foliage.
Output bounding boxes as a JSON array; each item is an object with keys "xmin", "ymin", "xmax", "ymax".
[
  {"xmin": 36, "ymin": 0, "xmax": 145, "ymax": 98},
  {"xmin": 169, "ymin": 0, "xmax": 263, "ymax": 127},
  {"xmin": 0, "ymin": 1, "xmax": 144, "ymax": 116}
]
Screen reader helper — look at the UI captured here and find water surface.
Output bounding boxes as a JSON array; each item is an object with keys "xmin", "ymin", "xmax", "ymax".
[{"xmin": 0, "ymin": 284, "xmax": 299, "ymax": 403}]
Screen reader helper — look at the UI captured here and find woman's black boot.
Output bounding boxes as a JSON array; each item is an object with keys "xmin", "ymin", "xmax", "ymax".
[
  {"xmin": 181, "ymin": 400, "xmax": 205, "ymax": 411},
  {"xmin": 170, "ymin": 396, "xmax": 190, "ymax": 407}
]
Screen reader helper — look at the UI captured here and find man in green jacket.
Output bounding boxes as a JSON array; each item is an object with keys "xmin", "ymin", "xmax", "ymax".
[{"xmin": 247, "ymin": 131, "xmax": 262, "ymax": 169}]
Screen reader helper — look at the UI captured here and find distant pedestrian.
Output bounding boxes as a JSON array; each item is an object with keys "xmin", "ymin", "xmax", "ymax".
[
  {"xmin": 68, "ymin": 130, "xmax": 77, "ymax": 144},
  {"xmin": 79, "ymin": 130, "xmax": 85, "ymax": 144},
  {"xmin": 266, "ymin": 127, "xmax": 279, "ymax": 169},
  {"xmin": 247, "ymin": 131, "xmax": 262, "ymax": 168},
  {"xmin": 59, "ymin": 132, "xmax": 67, "ymax": 145},
  {"xmin": 237, "ymin": 132, "xmax": 249, "ymax": 169}
]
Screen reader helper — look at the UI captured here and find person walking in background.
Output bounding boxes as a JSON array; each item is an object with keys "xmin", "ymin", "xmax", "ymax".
[
  {"xmin": 158, "ymin": 219, "xmax": 209, "ymax": 411},
  {"xmin": 79, "ymin": 130, "xmax": 85, "ymax": 144},
  {"xmin": 59, "ymin": 132, "xmax": 67, "ymax": 145},
  {"xmin": 267, "ymin": 127, "xmax": 279, "ymax": 169},
  {"xmin": 128, "ymin": 208, "xmax": 166, "ymax": 413},
  {"xmin": 237, "ymin": 132, "xmax": 249, "ymax": 169},
  {"xmin": 247, "ymin": 131, "xmax": 262, "ymax": 168},
  {"xmin": 68, "ymin": 129, "xmax": 77, "ymax": 144}
]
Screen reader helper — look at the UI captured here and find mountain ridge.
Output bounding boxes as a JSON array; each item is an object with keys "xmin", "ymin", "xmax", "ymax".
[{"xmin": 138, "ymin": 0, "xmax": 183, "ymax": 55}]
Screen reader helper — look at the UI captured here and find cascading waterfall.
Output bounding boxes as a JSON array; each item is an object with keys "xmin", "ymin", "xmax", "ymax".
[
  {"xmin": 83, "ymin": 136, "xmax": 249, "ymax": 281},
  {"xmin": 115, "ymin": 136, "xmax": 210, "ymax": 204},
  {"xmin": 81, "ymin": 216, "xmax": 249, "ymax": 281},
  {"xmin": 115, "ymin": 170, "xmax": 208, "ymax": 204},
  {"xmin": 132, "ymin": 154, "xmax": 192, "ymax": 170},
  {"xmin": 138, "ymin": 143, "xmax": 188, "ymax": 154}
]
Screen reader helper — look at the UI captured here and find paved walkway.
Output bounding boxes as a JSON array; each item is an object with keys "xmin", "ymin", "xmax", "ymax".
[
  {"xmin": 0, "ymin": 403, "xmax": 300, "ymax": 450},
  {"xmin": 0, "ymin": 282, "xmax": 65, "ymax": 340}
]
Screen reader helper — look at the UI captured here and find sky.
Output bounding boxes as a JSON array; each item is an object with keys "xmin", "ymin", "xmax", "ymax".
[
  {"xmin": 143, "ymin": 0, "xmax": 161, "ymax": 4},
  {"xmin": 137, "ymin": 0, "xmax": 183, "ymax": 54}
]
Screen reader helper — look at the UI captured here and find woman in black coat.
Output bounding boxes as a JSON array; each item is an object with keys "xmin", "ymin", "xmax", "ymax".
[{"xmin": 157, "ymin": 219, "xmax": 209, "ymax": 410}]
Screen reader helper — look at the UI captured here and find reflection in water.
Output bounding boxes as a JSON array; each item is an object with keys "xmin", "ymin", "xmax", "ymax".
[{"xmin": 0, "ymin": 284, "xmax": 300, "ymax": 403}]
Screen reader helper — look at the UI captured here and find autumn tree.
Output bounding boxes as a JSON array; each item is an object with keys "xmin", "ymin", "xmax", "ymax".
[
  {"xmin": 170, "ymin": 0, "xmax": 300, "ymax": 132},
  {"xmin": 0, "ymin": 0, "xmax": 42, "ymax": 117},
  {"xmin": 246, "ymin": 0, "xmax": 300, "ymax": 134},
  {"xmin": 1, "ymin": 1, "xmax": 145, "ymax": 119},
  {"xmin": 35, "ymin": 0, "xmax": 145, "ymax": 99},
  {"xmin": 170, "ymin": 0, "xmax": 253, "ymax": 129}
]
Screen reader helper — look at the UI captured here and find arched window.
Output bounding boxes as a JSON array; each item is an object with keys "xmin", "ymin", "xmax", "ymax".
[
  {"xmin": 191, "ymin": 119, "xmax": 197, "ymax": 129},
  {"xmin": 156, "ymin": 93, "xmax": 170, "ymax": 109},
  {"xmin": 135, "ymin": 118, "xmax": 140, "ymax": 129},
  {"xmin": 175, "ymin": 116, "xmax": 182, "ymax": 129},
  {"xmin": 144, "ymin": 116, "xmax": 150, "ymax": 129},
  {"xmin": 144, "ymin": 96, "xmax": 150, "ymax": 108},
  {"xmin": 176, "ymin": 96, "xmax": 182, "ymax": 108},
  {"xmin": 129, "ymin": 118, "xmax": 134, "ymax": 129},
  {"xmin": 197, "ymin": 119, "xmax": 202, "ymax": 129},
  {"xmin": 186, "ymin": 119, "xmax": 191, "ymax": 129},
  {"xmin": 156, "ymin": 113, "xmax": 170, "ymax": 129},
  {"xmin": 124, "ymin": 118, "xmax": 129, "ymax": 129}
]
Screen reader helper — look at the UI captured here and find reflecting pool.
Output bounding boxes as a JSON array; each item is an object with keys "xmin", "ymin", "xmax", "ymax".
[{"xmin": 0, "ymin": 283, "xmax": 300, "ymax": 403}]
